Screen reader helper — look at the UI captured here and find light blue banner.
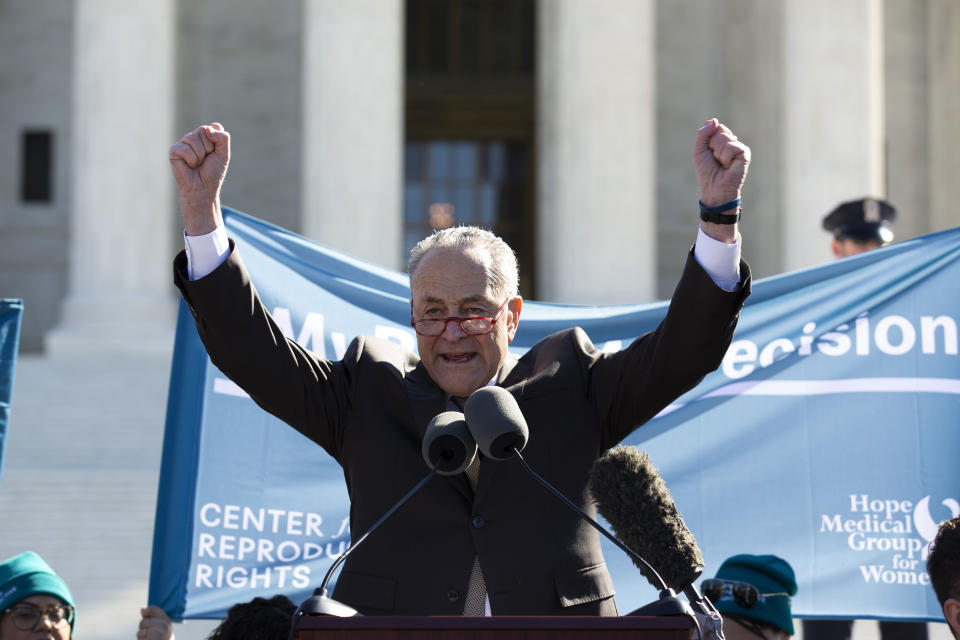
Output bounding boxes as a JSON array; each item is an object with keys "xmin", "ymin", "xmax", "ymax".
[
  {"xmin": 150, "ymin": 209, "xmax": 959, "ymax": 622},
  {"xmin": 0, "ymin": 299, "xmax": 24, "ymax": 486}
]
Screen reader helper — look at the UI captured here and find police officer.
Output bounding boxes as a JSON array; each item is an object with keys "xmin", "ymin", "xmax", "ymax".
[{"xmin": 822, "ymin": 197, "xmax": 896, "ymax": 258}]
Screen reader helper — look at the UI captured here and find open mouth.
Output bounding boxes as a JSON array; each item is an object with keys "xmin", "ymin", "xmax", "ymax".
[{"xmin": 442, "ymin": 353, "xmax": 475, "ymax": 363}]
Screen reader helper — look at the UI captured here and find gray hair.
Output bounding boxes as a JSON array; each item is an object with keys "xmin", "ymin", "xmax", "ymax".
[{"xmin": 408, "ymin": 226, "xmax": 520, "ymax": 299}]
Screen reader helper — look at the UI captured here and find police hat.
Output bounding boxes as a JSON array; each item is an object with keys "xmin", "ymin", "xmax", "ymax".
[{"xmin": 822, "ymin": 198, "xmax": 896, "ymax": 243}]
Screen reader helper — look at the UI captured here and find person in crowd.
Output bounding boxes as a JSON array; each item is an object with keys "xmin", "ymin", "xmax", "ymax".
[
  {"xmin": 205, "ymin": 595, "xmax": 296, "ymax": 640},
  {"xmin": 701, "ymin": 554, "xmax": 797, "ymax": 640},
  {"xmin": 0, "ymin": 551, "xmax": 174, "ymax": 640},
  {"xmin": 821, "ymin": 197, "xmax": 896, "ymax": 258},
  {"xmin": 168, "ymin": 117, "xmax": 750, "ymax": 615},
  {"xmin": 927, "ymin": 515, "xmax": 960, "ymax": 639},
  {"xmin": 0, "ymin": 552, "xmax": 76, "ymax": 640}
]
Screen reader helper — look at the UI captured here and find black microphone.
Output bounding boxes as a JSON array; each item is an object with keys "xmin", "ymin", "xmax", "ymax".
[
  {"xmin": 589, "ymin": 446, "xmax": 723, "ymax": 632},
  {"xmin": 462, "ymin": 387, "xmax": 683, "ymax": 606},
  {"xmin": 421, "ymin": 411, "xmax": 478, "ymax": 474},
  {"xmin": 288, "ymin": 411, "xmax": 478, "ymax": 635},
  {"xmin": 463, "ymin": 386, "xmax": 529, "ymax": 459}
]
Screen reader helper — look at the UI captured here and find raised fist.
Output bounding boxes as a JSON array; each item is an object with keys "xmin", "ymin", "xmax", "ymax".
[
  {"xmin": 169, "ymin": 123, "xmax": 231, "ymax": 236},
  {"xmin": 694, "ymin": 118, "xmax": 750, "ymax": 208}
]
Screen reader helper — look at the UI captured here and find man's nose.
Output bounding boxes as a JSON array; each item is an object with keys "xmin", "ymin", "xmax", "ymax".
[{"xmin": 440, "ymin": 318, "xmax": 467, "ymax": 339}]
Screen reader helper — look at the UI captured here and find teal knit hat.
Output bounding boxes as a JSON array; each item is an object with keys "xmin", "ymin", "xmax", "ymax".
[
  {"xmin": 706, "ymin": 554, "xmax": 797, "ymax": 635},
  {"xmin": 0, "ymin": 551, "xmax": 75, "ymax": 633}
]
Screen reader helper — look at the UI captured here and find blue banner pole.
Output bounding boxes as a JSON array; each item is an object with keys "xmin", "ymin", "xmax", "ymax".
[{"xmin": 0, "ymin": 298, "xmax": 25, "ymax": 486}]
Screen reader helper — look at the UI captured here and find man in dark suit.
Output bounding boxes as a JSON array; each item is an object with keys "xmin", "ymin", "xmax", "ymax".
[{"xmin": 168, "ymin": 118, "xmax": 751, "ymax": 616}]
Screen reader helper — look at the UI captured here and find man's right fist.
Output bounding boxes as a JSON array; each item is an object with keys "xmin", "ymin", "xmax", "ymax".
[{"xmin": 169, "ymin": 123, "xmax": 230, "ymax": 236}]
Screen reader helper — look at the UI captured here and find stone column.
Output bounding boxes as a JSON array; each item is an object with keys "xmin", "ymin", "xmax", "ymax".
[
  {"xmin": 883, "ymin": 0, "xmax": 930, "ymax": 241},
  {"xmin": 537, "ymin": 0, "xmax": 655, "ymax": 304},
  {"xmin": 720, "ymin": 0, "xmax": 786, "ymax": 282},
  {"xmin": 928, "ymin": 0, "xmax": 960, "ymax": 233},
  {"xmin": 301, "ymin": 0, "xmax": 403, "ymax": 270},
  {"xmin": 46, "ymin": 0, "xmax": 176, "ymax": 355},
  {"xmin": 782, "ymin": 0, "xmax": 886, "ymax": 271}
]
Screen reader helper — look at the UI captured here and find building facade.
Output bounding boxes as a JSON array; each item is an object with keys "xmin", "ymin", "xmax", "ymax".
[
  {"xmin": 1, "ymin": 0, "xmax": 958, "ymax": 352},
  {"xmin": 1, "ymin": 4, "xmax": 959, "ymax": 639}
]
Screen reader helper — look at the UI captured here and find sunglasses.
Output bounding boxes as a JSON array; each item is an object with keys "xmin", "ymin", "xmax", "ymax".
[
  {"xmin": 4, "ymin": 602, "xmax": 75, "ymax": 631},
  {"xmin": 701, "ymin": 578, "xmax": 790, "ymax": 609}
]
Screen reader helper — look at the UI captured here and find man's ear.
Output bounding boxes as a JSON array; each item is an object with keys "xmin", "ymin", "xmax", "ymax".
[
  {"xmin": 506, "ymin": 297, "xmax": 522, "ymax": 343},
  {"xmin": 945, "ymin": 598, "xmax": 960, "ymax": 638},
  {"xmin": 831, "ymin": 239, "xmax": 844, "ymax": 258}
]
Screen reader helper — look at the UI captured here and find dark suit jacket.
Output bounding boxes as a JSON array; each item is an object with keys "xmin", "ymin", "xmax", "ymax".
[{"xmin": 174, "ymin": 243, "xmax": 750, "ymax": 616}]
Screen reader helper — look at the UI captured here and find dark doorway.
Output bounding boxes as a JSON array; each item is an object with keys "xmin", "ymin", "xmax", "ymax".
[{"xmin": 404, "ymin": 0, "xmax": 536, "ymax": 296}]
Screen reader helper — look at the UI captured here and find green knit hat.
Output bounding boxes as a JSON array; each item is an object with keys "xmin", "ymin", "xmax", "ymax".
[
  {"xmin": 706, "ymin": 554, "xmax": 797, "ymax": 635},
  {"xmin": 0, "ymin": 551, "xmax": 75, "ymax": 633}
]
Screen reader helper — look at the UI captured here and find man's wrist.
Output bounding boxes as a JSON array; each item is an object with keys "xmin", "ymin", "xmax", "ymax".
[
  {"xmin": 698, "ymin": 197, "xmax": 740, "ymax": 243},
  {"xmin": 181, "ymin": 198, "xmax": 223, "ymax": 237},
  {"xmin": 699, "ymin": 221, "xmax": 738, "ymax": 244}
]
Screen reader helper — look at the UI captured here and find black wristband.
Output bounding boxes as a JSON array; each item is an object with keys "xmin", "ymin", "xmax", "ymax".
[{"xmin": 699, "ymin": 197, "xmax": 741, "ymax": 224}]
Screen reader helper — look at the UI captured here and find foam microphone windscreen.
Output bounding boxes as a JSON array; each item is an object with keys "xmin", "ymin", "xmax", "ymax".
[
  {"xmin": 422, "ymin": 411, "xmax": 478, "ymax": 475},
  {"xmin": 589, "ymin": 445, "xmax": 704, "ymax": 591},
  {"xmin": 463, "ymin": 386, "xmax": 529, "ymax": 460}
]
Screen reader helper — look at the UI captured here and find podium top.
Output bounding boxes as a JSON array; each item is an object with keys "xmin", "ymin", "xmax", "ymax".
[{"xmin": 293, "ymin": 615, "xmax": 695, "ymax": 640}]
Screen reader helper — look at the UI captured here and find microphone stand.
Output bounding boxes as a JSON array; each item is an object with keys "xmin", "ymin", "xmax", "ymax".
[
  {"xmin": 683, "ymin": 583, "xmax": 725, "ymax": 640},
  {"xmin": 510, "ymin": 449, "xmax": 695, "ymax": 619},
  {"xmin": 287, "ymin": 463, "xmax": 442, "ymax": 638}
]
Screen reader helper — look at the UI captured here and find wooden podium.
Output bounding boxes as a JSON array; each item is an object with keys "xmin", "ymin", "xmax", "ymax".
[{"xmin": 293, "ymin": 615, "xmax": 695, "ymax": 640}]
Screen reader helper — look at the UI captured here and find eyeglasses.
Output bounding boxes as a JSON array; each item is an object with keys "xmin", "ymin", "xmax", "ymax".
[
  {"xmin": 4, "ymin": 602, "xmax": 75, "ymax": 631},
  {"xmin": 701, "ymin": 578, "xmax": 790, "ymax": 609},
  {"xmin": 411, "ymin": 300, "xmax": 509, "ymax": 337}
]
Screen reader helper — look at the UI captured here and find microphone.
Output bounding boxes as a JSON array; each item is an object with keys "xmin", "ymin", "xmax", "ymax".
[
  {"xmin": 288, "ymin": 411, "xmax": 478, "ymax": 634},
  {"xmin": 589, "ymin": 446, "xmax": 703, "ymax": 591},
  {"xmin": 463, "ymin": 386, "xmax": 528, "ymax": 459},
  {"xmin": 421, "ymin": 411, "xmax": 478, "ymax": 474},
  {"xmin": 462, "ymin": 388, "xmax": 680, "ymax": 601},
  {"xmin": 589, "ymin": 446, "xmax": 723, "ymax": 634}
]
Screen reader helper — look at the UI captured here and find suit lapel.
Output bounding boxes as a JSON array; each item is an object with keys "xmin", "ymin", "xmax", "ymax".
[
  {"xmin": 403, "ymin": 362, "xmax": 473, "ymax": 502},
  {"xmin": 403, "ymin": 361, "xmax": 445, "ymax": 441}
]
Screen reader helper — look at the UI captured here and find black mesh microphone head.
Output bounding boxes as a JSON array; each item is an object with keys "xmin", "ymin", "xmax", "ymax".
[
  {"xmin": 463, "ymin": 386, "xmax": 529, "ymax": 460},
  {"xmin": 422, "ymin": 411, "xmax": 478, "ymax": 475},
  {"xmin": 589, "ymin": 445, "xmax": 704, "ymax": 591}
]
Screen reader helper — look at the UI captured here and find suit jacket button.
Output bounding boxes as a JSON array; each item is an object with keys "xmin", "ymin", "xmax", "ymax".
[
  {"xmin": 472, "ymin": 515, "xmax": 485, "ymax": 529},
  {"xmin": 447, "ymin": 589, "xmax": 460, "ymax": 603}
]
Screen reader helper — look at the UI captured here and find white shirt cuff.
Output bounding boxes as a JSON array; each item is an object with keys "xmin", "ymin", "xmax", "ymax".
[
  {"xmin": 184, "ymin": 226, "xmax": 230, "ymax": 281},
  {"xmin": 693, "ymin": 227, "xmax": 742, "ymax": 292}
]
